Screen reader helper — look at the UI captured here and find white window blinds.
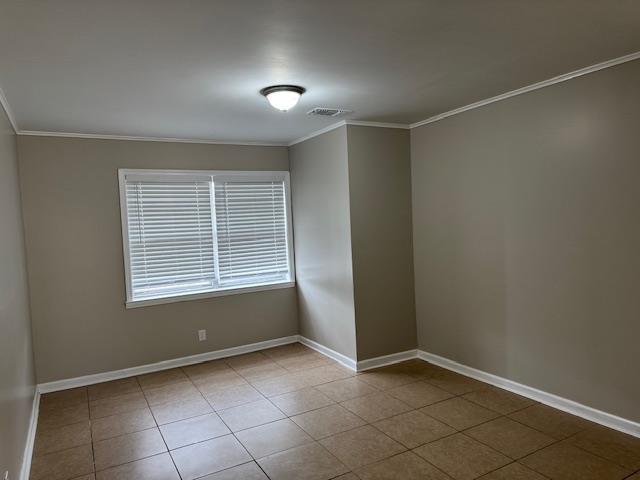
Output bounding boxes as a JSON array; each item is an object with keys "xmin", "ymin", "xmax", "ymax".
[
  {"xmin": 214, "ymin": 179, "xmax": 289, "ymax": 285},
  {"xmin": 120, "ymin": 170, "xmax": 294, "ymax": 306},
  {"xmin": 125, "ymin": 179, "xmax": 215, "ymax": 300}
]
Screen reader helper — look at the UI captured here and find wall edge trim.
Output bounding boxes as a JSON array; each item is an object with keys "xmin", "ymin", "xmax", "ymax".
[
  {"xmin": 417, "ymin": 350, "xmax": 640, "ymax": 438},
  {"xmin": 357, "ymin": 349, "xmax": 418, "ymax": 371},
  {"xmin": 298, "ymin": 335, "xmax": 357, "ymax": 371},
  {"xmin": 19, "ymin": 389, "xmax": 40, "ymax": 480},
  {"xmin": 17, "ymin": 130, "xmax": 288, "ymax": 147},
  {"xmin": 37, "ymin": 335, "xmax": 299, "ymax": 393}
]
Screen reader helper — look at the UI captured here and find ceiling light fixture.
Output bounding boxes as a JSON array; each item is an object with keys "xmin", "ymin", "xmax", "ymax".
[{"xmin": 260, "ymin": 85, "xmax": 306, "ymax": 112}]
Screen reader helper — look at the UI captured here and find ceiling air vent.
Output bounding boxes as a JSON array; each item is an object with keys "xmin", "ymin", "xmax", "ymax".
[{"xmin": 307, "ymin": 107, "xmax": 352, "ymax": 117}]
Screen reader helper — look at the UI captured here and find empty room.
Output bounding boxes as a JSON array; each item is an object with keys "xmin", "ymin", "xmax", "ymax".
[{"xmin": 1, "ymin": 1, "xmax": 640, "ymax": 479}]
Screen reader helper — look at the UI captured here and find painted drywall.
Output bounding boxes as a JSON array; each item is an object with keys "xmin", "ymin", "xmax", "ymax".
[
  {"xmin": 346, "ymin": 125, "xmax": 416, "ymax": 359},
  {"xmin": 17, "ymin": 136, "xmax": 298, "ymax": 383},
  {"xmin": 289, "ymin": 126, "xmax": 358, "ymax": 360},
  {"xmin": 0, "ymin": 107, "xmax": 35, "ymax": 477},
  {"xmin": 412, "ymin": 59, "xmax": 640, "ymax": 422}
]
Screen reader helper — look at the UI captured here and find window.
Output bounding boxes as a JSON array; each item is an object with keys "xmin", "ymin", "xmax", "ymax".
[{"xmin": 118, "ymin": 169, "xmax": 294, "ymax": 307}]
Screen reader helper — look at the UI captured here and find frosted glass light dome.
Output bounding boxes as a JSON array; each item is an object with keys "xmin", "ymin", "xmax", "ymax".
[{"xmin": 260, "ymin": 85, "xmax": 306, "ymax": 112}]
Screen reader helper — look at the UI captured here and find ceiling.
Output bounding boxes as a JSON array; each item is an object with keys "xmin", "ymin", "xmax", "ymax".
[{"xmin": 1, "ymin": 0, "xmax": 639, "ymax": 144}]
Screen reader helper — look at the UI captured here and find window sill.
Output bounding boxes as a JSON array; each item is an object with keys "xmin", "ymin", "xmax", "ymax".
[{"xmin": 125, "ymin": 281, "xmax": 296, "ymax": 309}]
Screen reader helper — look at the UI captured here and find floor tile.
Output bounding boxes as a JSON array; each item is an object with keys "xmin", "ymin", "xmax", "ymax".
[
  {"xmin": 250, "ymin": 372, "xmax": 310, "ymax": 397},
  {"xmin": 387, "ymin": 381, "xmax": 454, "ymax": 408},
  {"xmin": 38, "ymin": 403, "xmax": 90, "ymax": 430},
  {"xmin": 477, "ymin": 462, "xmax": 547, "ymax": 479},
  {"xmin": 257, "ymin": 442, "xmax": 348, "ymax": 480},
  {"xmin": 421, "ymin": 397, "xmax": 500, "ymax": 430},
  {"xmin": 509, "ymin": 404, "xmax": 592, "ymax": 439},
  {"xmin": 95, "ymin": 453, "xmax": 179, "ymax": 480},
  {"xmin": 262, "ymin": 343, "xmax": 311, "ymax": 360},
  {"xmin": 150, "ymin": 396, "xmax": 213, "ymax": 425},
  {"xmin": 466, "ymin": 417, "xmax": 555, "ymax": 459},
  {"xmin": 40, "ymin": 388, "xmax": 88, "ymax": 412},
  {"xmin": 300, "ymin": 365, "xmax": 354, "ymax": 386},
  {"xmin": 205, "ymin": 383, "xmax": 264, "ymax": 411},
  {"xmin": 277, "ymin": 352, "xmax": 332, "ymax": 372},
  {"xmin": 217, "ymin": 398, "xmax": 285, "ymax": 432},
  {"xmin": 568, "ymin": 426, "xmax": 640, "ymax": 470},
  {"xmin": 316, "ymin": 377, "xmax": 378, "ymax": 402},
  {"xmin": 89, "ymin": 391, "xmax": 148, "ymax": 419},
  {"xmin": 355, "ymin": 450, "xmax": 452, "ymax": 479},
  {"xmin": 390, "ymin": 360, "xmax": 449, "ymax": 378},
  {"xmin": 425, "ymin": 371, "xmax": 487, "ymax": 395},
  {"xmin": 88, "ymin": 377, "xmax": 141, "ymax": 402},
  {"xmin": 374, "ymin": 410, "xmax": 455, "ymax": 449},
  {"xmin": 198, "ymin": 462, "xmax": 268, "ymax": 479},
  {"xmin": 71, "ymin": 475, "xmax": 95, "ymax": 480},
  {"xmin": 138, "ymin": 368, "xmax": 188, "ymax": 390},
  {"xmin": 358, "ymin": 370, "xmax": 420, "ymax": 390},
  {"xmin": 195, "ymin": 370, "xmax": 249, "ymax": 395},
  {"xmin": 34, "ymin": 420, "xmax": 91, "ymax": 456},
  {"xmin": 236, "ymin": 362, "xmax": 289, "ymax": 381},
  {"xmin": 414, "ymin": 433, "xmax": 511, "ymax": 480},
  {"xmin": 235, "ymin": 418, "xmax": 313, "ymax": 458},
  {"xmin": 341, "ymin": 392, "xmax": 412, "ymax": 423},
  {"xmin": 159, "ymin": 412, "xmax": 230, "ymax": 449},
  {"xmin": 143, "ymin": 381, "xmax": 202, "ymax": 406},
  {"xmin": 520, "ymin": 442, "xmax": 631, "ymax": 479},
  {"xmin": 91, "ymin": 408, "xmax": 156, "ymax": 442},
  {"xmin": 320, "ymin": 425, "xmax": 406, "ymax": 470},
  {"xmin": 93, "ymin": 428, "xmax": 167, "ymax": 471},
  {"xmin": 182, "ymin": 359, "xmax": 231, "ymax": 380},
  {"xmin": 226, "ymin": 351, "xmax": 273, "ymax": 370},
  {"xmin": 29, "ymin": 444, "xmax": 94, "ymax": 480},
  {"xmin": 463, "ymin": 387, "xmax": 536, "ymax": 415},
  {"xmin": 170, "ymin": 435, "xmax": 251, "ymax": 480},
  {"xmin": 269, "ymin": 387, "xmax": 335, "ymax": 416},
  {"xmin": 291, "ymin": 404, "xmax": 366, "ymax": 439}
]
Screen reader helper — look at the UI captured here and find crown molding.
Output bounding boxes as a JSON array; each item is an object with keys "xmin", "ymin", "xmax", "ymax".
[
  {"xmin": 344, "ymin": 120, "xmax": 410, "ymax": 129},
  {"xmin": 410, "ymin": 50, "xmax": 640, "ymax": 129},
  {"xmin": 0, "ymin": 85, "xmax": 19, "ymax": 133},
  {"xmin": 288, "ymin": 119, "xmax": 410, "ymax": 147},
  {"xmin": 17, "ymin": 130, "xmax": 288, "ymax": 147},
  {"xmin": 287, "ymin": 120, "xmax": 347, "ymax": 146}
]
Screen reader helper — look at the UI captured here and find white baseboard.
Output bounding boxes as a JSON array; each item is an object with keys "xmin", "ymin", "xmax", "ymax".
[
  {"xmin": 20, "ymin": 389, "xmax": 40, "ymax": 480},
  {"xmin": 37, "ymin": 335, "xmax": 299, "ymax": 393},
  {"xmin": 417, "ymin": 350, "xmax": 640, "ymax": 439},
  {"xmin": 298, "ymin": 336, "xmax": 357, "ymax": 371},
  {"xmin": 357, "ymin": 349, "xmax": 417, "ymax": 371}
]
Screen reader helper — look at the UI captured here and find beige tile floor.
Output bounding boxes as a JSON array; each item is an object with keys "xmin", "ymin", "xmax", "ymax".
[{"xmin": 30, "ymin": 342, "xmax": 640, "ymax": 480}]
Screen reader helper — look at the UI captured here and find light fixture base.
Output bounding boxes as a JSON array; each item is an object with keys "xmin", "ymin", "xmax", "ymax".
[{"xmin": 259, "ymin": 85, "xmax": 306, "ymax": 97}]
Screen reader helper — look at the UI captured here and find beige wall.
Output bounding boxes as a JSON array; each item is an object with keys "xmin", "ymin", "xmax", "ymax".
[
  {"xmin": 17, "ymin": 136, "xmax": 298, "ymax": 383},
  {"xmin": 346, "ymin": 125, "xmax": 416, "ymax": 359},
  {"xmin": 290, "ymin": 126, "xmax": 358, "ymax": 360},
  {"xmin": 0, "ymin": 107, "xmax": 35, "ymax": 478},
  {"xmin": 411, "ymin": 59, "xmax": 640, "ymax": 422}
]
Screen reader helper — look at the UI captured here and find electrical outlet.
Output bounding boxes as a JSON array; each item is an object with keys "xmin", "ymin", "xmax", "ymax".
[
  {"xmin": 198, "ymin": 329, "xmax": 207, "ymax": 341},
  {"xmin": 4, "ymin": 470, "xmax": 9, "ymax": 480}
]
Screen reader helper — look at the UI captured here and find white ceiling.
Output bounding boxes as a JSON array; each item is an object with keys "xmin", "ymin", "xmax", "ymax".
[{"xmin": 1, "ymin": 0, "xmax": 639, "ymax": 144}]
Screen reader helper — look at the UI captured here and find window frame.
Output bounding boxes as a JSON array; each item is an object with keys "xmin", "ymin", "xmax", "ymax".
[{"xmin": 118, "ymin": 168, "xmax": 296, "ymax": 309}]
